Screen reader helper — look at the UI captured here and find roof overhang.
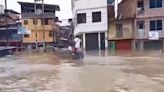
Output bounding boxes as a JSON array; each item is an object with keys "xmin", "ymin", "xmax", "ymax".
[{"xmin": 18, "ymin": 1, "xmax": 60, "ymax": 11}]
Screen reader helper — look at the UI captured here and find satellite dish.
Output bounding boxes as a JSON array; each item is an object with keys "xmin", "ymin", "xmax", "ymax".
[
  {"xmin": 0, "ymin": 5, "xmax": 4, "ymax": 14},
  {"xmin": 36, "ymin": 9, "xmax": 42, "ymax": 15}
]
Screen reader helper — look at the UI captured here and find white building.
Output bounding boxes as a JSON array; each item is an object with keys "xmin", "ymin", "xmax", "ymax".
[{"xmin": 72, "ymin": 0, "xmax": 108, "ymax": 50}]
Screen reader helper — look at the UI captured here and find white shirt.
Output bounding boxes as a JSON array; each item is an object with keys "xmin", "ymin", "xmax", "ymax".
[{"xmin": 74, "ymin": 37, "xmax": 81, "ymax": 49}]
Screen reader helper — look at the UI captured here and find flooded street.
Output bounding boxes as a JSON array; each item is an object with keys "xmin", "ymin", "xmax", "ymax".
[{"xmin": 0, "ymin": 51, "xmax": 164, "ymax": 92}]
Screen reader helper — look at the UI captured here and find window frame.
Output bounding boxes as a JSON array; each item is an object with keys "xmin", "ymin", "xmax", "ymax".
[
  {"xmin": 33, "ymin": 19, "xmax": 37, "ymax": 25},
  {"xmin": 150, "ymin": 20, "xmax": 163, "ymax": 31},
  {"xmin": 24, "ymin": 34, "xmax": 29, "ymax": 38},
  {"xmin": 116, "ymin": 24, "xmax": 123, "ymax": 38},
  {"xmin": 77, "ymin": 13, "xmax": 87, "ymax": 24},
  {"xmin": 49, "ymin": 31, "xmax": 53, "ymax": 37},
  {"xmin": 149, "ymin": 0, "xmax": 162, "ymax": 8},
  {"xmin": 92, "ymin": 11, "xmax": 102, "ymax": 23},
  {"xmin": 44, "ymin": 18, "xmax": 49, "ymax": 25},
  {"xmin": 138, "ymin": 1, "xmax": 144, "ymax": 8},
  {"xmin": 137, "ymin": 21, "xmax": 145, "ymax": 29},
  {"xmin": 24, "ymin": 20, "xmax": 28, "ymax": 25}
]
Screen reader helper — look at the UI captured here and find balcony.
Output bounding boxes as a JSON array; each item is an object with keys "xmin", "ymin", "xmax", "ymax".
[
  {"xmin": 136, "ymin": 7, "xmax": 145, "ymax": 16},
  {"xmin": 136, "ymin": 29, "xmax": 146, "ymax": 39},
  {"xmin": 24, "ymin": 25, "xmax": 54, "ymax": 31}
]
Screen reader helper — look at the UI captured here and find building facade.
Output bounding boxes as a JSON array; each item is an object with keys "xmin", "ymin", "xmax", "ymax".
[
  {"xmin": 108, "ymin": 0, "xmax": 136, "ymax": 51},
  {"xmin": 108, "ymin": 0, "xmax": 164, "ymax": 51},
  {"xmin": 135, "ymin": 0, "xmax": 164, "ymax": 51},
  {"xmin": 18, "ymin": 2, "xmax": 60, "ymax": 46},
  {"xmin": 72, "ymin": 0, "xmax": 108, "ymax": 51},
  {"xmin": 0, "ymin": 9, "xmax": 21, "ymax": 46}
]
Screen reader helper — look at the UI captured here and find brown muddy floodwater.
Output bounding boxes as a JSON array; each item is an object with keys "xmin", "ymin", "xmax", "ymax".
[{"xmin": 0, "ymin": 51, "xmax": 164, "ymax": 92}]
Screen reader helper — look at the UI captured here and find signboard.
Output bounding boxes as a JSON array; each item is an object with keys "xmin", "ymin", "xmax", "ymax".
[
  {"xmin": 148, "ymin": 31, "xmax": 159, "ymax": 40},
  {"xmin": 18, "ymin": 26, "xmax": 31, "ymax": 34},
  {"xmin": 0, "ymin": 5, "xmax": 4, "ymax": 14}
]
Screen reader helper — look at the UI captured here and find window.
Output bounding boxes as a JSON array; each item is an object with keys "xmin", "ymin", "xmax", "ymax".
[
  {"xmin": 150, "ymin": 20, "xmax": 163, "ymax": 31},
  {"xmin": 41, "ymin": 19, "xmax": 44, "ymax": 25},
  {"xmin": 77, "ymin": 13, "xmax": 86, "ymax": 24},
  {"xmin": 137, "ymin": 21, "xmax": 145, "ymax": 29},
  {"xmin": 138, "ymin": 1, "xmax": 144, "ymax": 8},
  {"xmin": 24, "ymin": 20, "xmax": 28, "ymax": 25},
  {"xmin": 33, "ymin": 19, "xmax": 37, "ymax": 25},
  {"xmin": 157, "ymin": 20, "xmax": 163, "ymax": 30},
  {"xmin": 107, "ymin": 0, "xmax": 115, "ymax": 5},
  {"xmin": 116, "ymin": 24, "xmax": 123, "ymax": 38},
  {"xmin": 24, "ymin": 34, "xmax": 29, "ymax": 38},
  {"xmin": 44, "ymin": 18, "xmax": 49, "ymax": 25},
  {"xmin": 41, "ymin": 18, "xmax": 49, "ymax": 25},
  {"xmin": 150, "ymin": 0, "xmax": 162, "ymax": 8},
  {"xmin": 92, "ymin": 12, "xmax": 101, "ymax": 22},
  {"xmin": 49, "ymin": 31, "xmax": 53, "ymax": 37}
]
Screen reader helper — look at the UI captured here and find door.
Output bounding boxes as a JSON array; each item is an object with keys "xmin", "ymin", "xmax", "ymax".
[
  {"xmin": 116, "ymin": 24, "xmax": 123, "ymax": 38},
  {"xmin": 86, "ymin": 33, "xmax": 98, "ymax": 50},
  {"xmin": 144, "ymin": 40, "xmax": 163, "ymax": 50},
  {"xmin": 116, "ymin": 40, "xmax": 131, "ymax": 50},
  {"xmin": 100, "ymin": 33, "xmax": 105, "ymax": 50}
]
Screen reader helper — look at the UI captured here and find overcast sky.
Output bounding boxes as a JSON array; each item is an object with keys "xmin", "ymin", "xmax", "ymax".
[
  {"xmin": 0, "ymin": 0, "xmax": 122, "ymax": 20},
  {"xmin": 0, "ymin": 0, "xmax": 72, "ymax": 20}
]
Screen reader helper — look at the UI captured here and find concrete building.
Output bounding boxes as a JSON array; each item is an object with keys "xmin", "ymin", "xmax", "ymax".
[
  {"xmin": 54, "ymin": 19, "xmax": 74, "ymax": 47},
  {"xmin": 18, "ymin": 2, "xmax": 60, "ymax": 46},
  {"xmin": 135, "ymin": 0, "xmax": 164, "ymax": 51},
  {"xmin": 72, "ymin": 0, "xmax": 108, "ymax": 51},
  {"xmin": 108, "ymin": 0, "xmax": 164, "ymax": 51},
  {"xmin": 0, "ymin": 9, "xmax": 21, "ymax": 46}
]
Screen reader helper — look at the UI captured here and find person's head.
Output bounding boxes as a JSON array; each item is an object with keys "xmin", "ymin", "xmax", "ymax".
[{"xmin": 75, "ymin": 35, "xmax": 80, "ymax": 38}]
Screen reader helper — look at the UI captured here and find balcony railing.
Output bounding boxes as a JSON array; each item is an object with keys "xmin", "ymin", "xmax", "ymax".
[
  {"xmin": 137, "ymin": 8, "xmax": 145, "ymax": 15},
  {"xmin": 136, "ymin": 29, "xmax": 145, "ymax": 38}
]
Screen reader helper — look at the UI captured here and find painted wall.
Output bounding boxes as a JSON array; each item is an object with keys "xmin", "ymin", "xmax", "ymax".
[
  {"xmin": 136, "ymin": 17, "xmax": 164, "ymax": 39},
  {"xmin": 118, "ymin": 0, "xmax": 136, "ymax": 19},
  {"xmin": 22, "ymin": 19, "xmax": 55, "ymax": 43},
  {"xmin": 72, "ymin": 0, "xmax": 108, "ymax": 35},
  {"xmin": 136, "ymin": 0, "xmax": 164, "ymax": 39},
  {"xmin": 136, "ymin": 0, "xmax": 164, "ymax": 18},
  {"xmin": 73, "ymin": 0, "xmax": 107, "ymax": 11},
  {"xmin": 108, "ymin": 19, "xmax": 134, "ymax": 40},
  {"xmin": 74, "ymin": 7, "xmax": 108, "ymax": 35}
]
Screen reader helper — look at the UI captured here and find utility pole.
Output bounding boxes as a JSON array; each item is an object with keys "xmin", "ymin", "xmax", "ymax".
[
  {"xmin": 114, "ymin": 0, "xmax": 118, "ymax": 18},
  {"xmin": 42, "ymin": 0, "xmax": 46, "ymax": 52},
  {"xmin": 5, "ymin": 0, "xmax": 9, "ymax": 46},
  {"xmin": 34, "ymin": 0, "xmax": 38, "ymax": 51}
]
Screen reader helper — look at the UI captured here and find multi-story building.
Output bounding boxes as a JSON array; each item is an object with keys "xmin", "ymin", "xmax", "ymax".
[
  {"xmin": 72, "ymin": 0, "xmax": 108, "ymax": 51},
  {"xmin": 18, "ymin": 2, "xmax": 60, "ymax": 46},
  {"xmin": 135, "ymin": 0, "xmax": 164, "ymax": 51},
  {"xmin": 108, "ymin": 0, "xmax": 164, "ymax": 51},
  {"xmin": 0, "ymin": 9, "xmax": 21, "ymax": 46},
  {"xmin": 108, "ymin": 0, "xmax": 135, "ymax": 51}
]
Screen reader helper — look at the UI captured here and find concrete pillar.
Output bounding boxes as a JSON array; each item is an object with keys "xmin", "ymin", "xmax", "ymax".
[
  {"xmin": 162, "ymin": 39, "xmax": 164, "ymax": 51},
  {"xmin": 140, "ymin": 40, "xmax": 144, "ymax": 52},
  {"xmin": 83, "ymin": 33, "xmax": 86, "ymax": 50},
  {"xmin": 132, "ymin": 40, "xmax": 136, "ymax": 52},
  {"xmin": 98, "ymin": 32, "xmax": 101, "ymax": 50},
  {"xmin": 105, "ymin": 32, "xmax": 108, "ymax": 50}
]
